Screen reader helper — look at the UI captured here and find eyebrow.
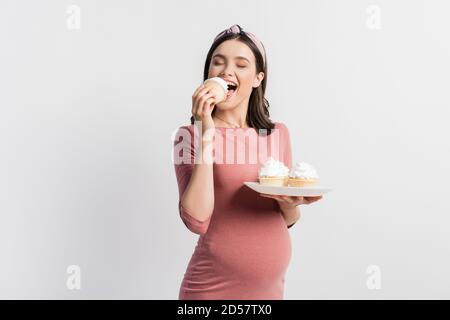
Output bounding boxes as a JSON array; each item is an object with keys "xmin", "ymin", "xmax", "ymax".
[{"xmin": 212, "ymin": 54, "xmax": 250, "ymax": 63}]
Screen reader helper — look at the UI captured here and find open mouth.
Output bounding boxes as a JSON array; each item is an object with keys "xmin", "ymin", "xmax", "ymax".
[{"xmin": 226, "ymin": 84, "xmax": 238, "ymax": 99}]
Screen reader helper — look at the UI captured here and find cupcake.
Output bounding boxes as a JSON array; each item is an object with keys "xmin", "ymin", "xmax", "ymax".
[
  {"xmin": 258, "ymin": 157, "xmax": 290, "ymax": 186},
  {"xmin": 203, "ymin": 77, "xmax": 228, "ymax": 104},
  {"xmin": 287, "ymin": 162, "xmax": 319, "ymax": 187}
]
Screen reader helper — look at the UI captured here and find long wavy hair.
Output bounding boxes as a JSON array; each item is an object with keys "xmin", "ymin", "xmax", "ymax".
[{"xmin": 190, "ymin": 32, "xmax": 276, "ymax": 136}]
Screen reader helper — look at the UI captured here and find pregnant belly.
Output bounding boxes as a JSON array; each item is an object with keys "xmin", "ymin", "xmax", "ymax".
[{"xmin": 205, "ymin": 213, "xmax": 292, "ymax": 284}]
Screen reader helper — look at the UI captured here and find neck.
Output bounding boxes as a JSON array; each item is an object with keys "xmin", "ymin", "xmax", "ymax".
[{"xmin": 214, "ymin": 99, "xmax": 249, "ymax": 128}]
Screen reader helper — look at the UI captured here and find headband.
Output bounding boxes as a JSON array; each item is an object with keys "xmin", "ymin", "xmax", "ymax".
[{"xmin": 213, "ymin": 24, "xmax": 266, "ymax": 67}]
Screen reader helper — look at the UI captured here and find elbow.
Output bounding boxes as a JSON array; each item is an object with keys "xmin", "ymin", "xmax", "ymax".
[{"xmin": 178, "ymin": 201, "xmax": 212, "ymax": 235}]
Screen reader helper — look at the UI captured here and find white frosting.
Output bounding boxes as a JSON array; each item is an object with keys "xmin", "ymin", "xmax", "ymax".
[
  {"xmin": 204, "ymin": 77, "xmax": 228, "ymax": 92},
  {"xmin": 289, "ymin": 162, "xmax": 319, "ymax": 179},
  {"xmin": 259, "ymin": 157, "xmax": 289, "ymax": 177}
]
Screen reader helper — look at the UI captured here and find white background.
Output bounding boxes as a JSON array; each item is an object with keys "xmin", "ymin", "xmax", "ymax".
[{"xmin": 1, "ymin": 0, "xmax": 449, "ymax": 299}]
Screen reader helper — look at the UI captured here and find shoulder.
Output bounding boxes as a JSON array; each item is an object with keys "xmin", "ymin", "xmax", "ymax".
[
  {"xmin": 172, "ymin": 124, "xmax": 197, "ymax": 148},
  {"xmin": 273, "ymin": 121, "xmax": 289, "ymax": 133},
  {"xmin": 177, "ymin": 124, "xmax": 194, "ymax": 132},
  {"xmin": 273, "ymin": 122, "xmax": 291, "ymax": 146},
  {"xmin": 173, "ymin": 124, "xmax": 198, "ymax": 137}
]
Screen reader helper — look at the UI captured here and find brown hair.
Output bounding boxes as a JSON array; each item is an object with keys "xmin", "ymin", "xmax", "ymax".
[{"xmin": 190, "ymin": 32, "xmax": 276, "ymax": 136}]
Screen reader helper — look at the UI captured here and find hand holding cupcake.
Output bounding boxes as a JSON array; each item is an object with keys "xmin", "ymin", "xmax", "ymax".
[{"xmin": 203, "ymin": 77, "xmax": 228, "ymax": 104}]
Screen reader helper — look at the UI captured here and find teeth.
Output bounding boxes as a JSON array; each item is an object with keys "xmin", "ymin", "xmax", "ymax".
[{"xmin": 226, "ymin": 84, "xmax": 237, "ymax": 91}]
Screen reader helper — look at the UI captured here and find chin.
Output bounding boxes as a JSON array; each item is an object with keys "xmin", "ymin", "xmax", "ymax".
[
  {"xmin": 216, "ymin": 98, "xmax": 243, "ymax": 110},
  {"xmin": 216, "ymin": 102, "xmax": 233, "ymax": 109}
]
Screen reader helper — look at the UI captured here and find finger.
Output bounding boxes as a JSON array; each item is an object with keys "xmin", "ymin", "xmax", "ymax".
[
  {"xmin": 195, "ymin": 85, "xmax": 210, "ymax": 98},
  {"xmin": 305, "ymin": 196, "xmax": 322, "ymax": 204},
  {"xmin": 261, "ymin": 194, "xmax": 284, "ymax": 201},
  {"xmin": 199, "ymin": 92, "xmax": 215, "ymax": 105},
  {"xmin": 197, "ymin": 86, "xmax": 214, "ymax": 100},
  {"xmin": 305, "ymin": 196, "xmax": 322, "ymax": 201},
  {"xmin": 195, "ymin": 92, "xmax": 215, "ymax": 114},
  {"xmin": 192, "ymin": 86, "xmax": 209, "ymax": 109},
  {"xmin": 280, "ymin": 195, "xmax": 292, "ymax": 203},
  {"xmin": 274, "ymin": 195, "xmax": 287, "ymax": 202},
  {"xmin": 202, "ymin": 97, "xmax": 216, "ymax": 113},
  {"xmin": 192, "ymin": 84, "xmax": 205, "ymax": 99},
  {"xmin": 260, "ymin": 194, "xmax": 276, "ymax": 199},
  {"xmin": 192, "ymin": 87, "xmax": 208, "ymax": 114},
  {"xmin": 193, "ymin": 87, "xmax": 212, "ymax": 108}
]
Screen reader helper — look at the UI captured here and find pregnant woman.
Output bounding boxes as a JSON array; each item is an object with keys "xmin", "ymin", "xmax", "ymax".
[{"xmin": 173, "ymin": 24, "xmax": 322, "ymax": 299}]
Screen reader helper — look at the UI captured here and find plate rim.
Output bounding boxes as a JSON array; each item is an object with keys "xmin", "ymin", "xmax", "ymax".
[{"xmin": 244, "ymin": 181, "xmax": 332, "ymax": 191}]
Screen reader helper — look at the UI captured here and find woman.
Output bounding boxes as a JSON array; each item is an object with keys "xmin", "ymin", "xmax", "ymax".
[{"xmin": 173, "ymin": 24, "xmax": 322, "ymax": 299}]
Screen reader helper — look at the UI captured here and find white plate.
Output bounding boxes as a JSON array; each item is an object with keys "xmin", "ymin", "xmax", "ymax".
[{"xmin": 244, "ymin": 182, "xmax": 332, "ymax": 197}]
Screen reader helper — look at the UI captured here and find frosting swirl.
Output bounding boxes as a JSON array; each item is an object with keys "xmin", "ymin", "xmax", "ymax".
[
  {"xmin": 289, "ymin": 162, "xmax": 319, "ymax": 179},
  {"xmin": 259, "ymin": 157, "xmax": 289, "ymax": 177}
]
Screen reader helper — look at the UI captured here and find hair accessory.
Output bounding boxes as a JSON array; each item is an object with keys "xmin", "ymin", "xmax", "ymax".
[{"xmin": 213, "ymin": 24, "xmax": 266, "ymax": 66}]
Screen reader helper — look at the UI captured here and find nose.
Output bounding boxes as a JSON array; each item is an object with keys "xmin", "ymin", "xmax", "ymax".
[
  {"xmin": 219, "ymin": 66, "xmax": 234, "ymax": 77},
  {"xmin": 219, "ymin": 71, "xmax": 232, "ymax": 78}
]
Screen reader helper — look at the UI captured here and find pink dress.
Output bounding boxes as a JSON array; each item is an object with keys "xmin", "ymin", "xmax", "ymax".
[{"xmin": 173, "ymin": 122, "xmax": 293, "ymax": 300}]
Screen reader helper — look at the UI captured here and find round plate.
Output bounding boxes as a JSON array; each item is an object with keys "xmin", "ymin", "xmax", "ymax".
[{"xmin": 244, "ymin": 182, "xmax": 332, "ymax": 197}]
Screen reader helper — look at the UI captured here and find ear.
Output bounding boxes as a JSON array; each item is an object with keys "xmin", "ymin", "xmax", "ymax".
[{"xmin": 252, "ymin": 72, "xmax": 265, "ymax": 88}]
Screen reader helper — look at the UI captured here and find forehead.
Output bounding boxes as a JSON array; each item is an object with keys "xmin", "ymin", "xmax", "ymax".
[{"xmin": 212, "ymin": 39, "xmax": 255, "ymax": 62}]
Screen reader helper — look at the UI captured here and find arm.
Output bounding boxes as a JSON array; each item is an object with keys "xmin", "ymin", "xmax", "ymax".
[
  {"xmin": 280, "ymin": 202, "xmax": 301, "ymax": 228},
  {"xmin": 279, "ymin": 122, "xmax": 301, "ymax": 228},
  {"xmin": 262, "ymin": 123, "xmax": 323, "ymax": 228},
  {"xmin": 173, "ymin": 125, "xmax": 215, "ymax": 235},
  {"xmin": 180, "ymin": 136, "xmax": 215, "ymax": 222}
]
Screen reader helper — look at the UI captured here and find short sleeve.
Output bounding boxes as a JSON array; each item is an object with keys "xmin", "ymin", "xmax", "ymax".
[{"xmin": 172, "ymin": 125, "xmax": 211, "ymax": 235}]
